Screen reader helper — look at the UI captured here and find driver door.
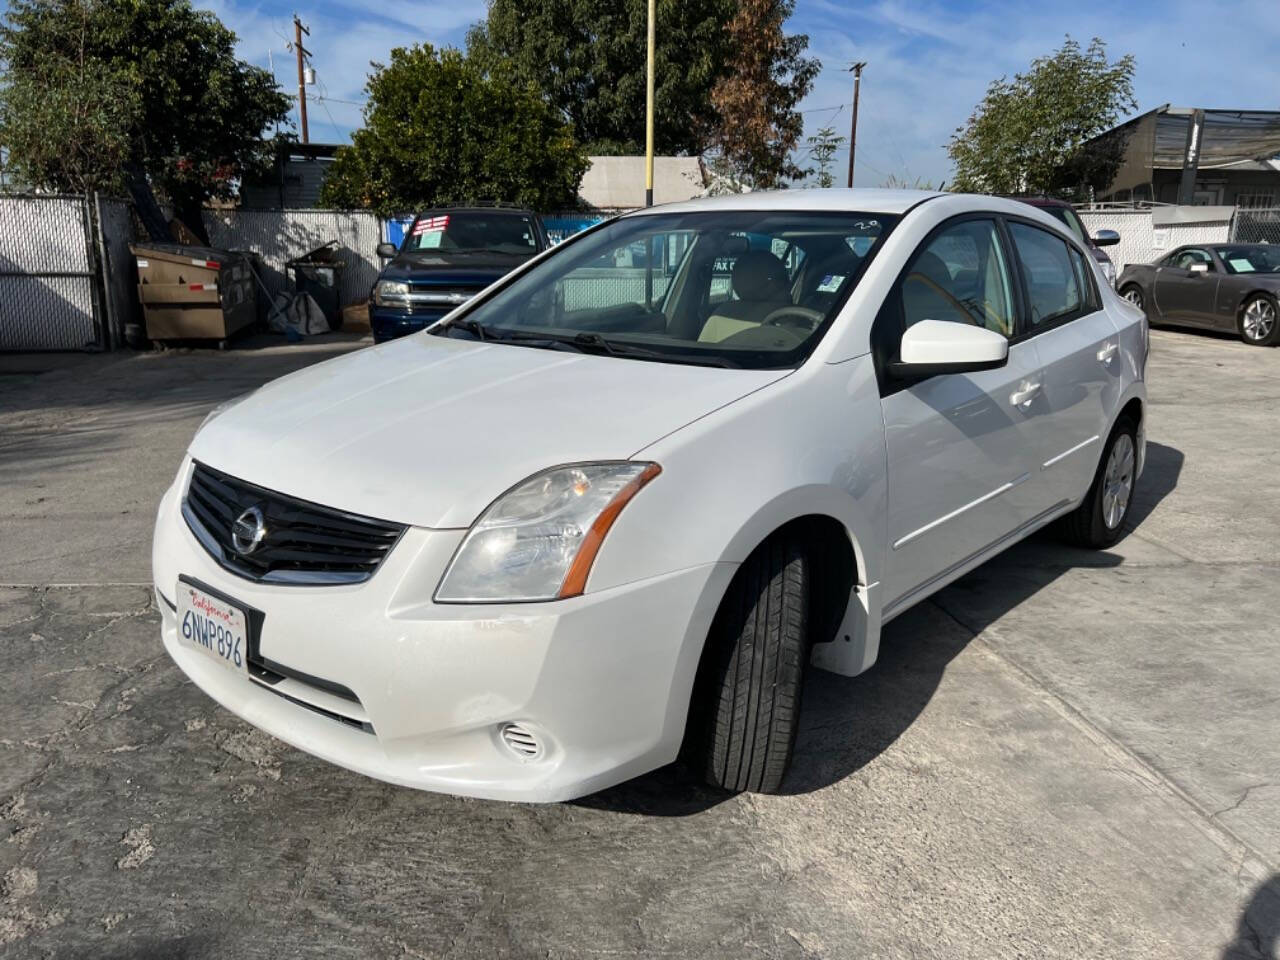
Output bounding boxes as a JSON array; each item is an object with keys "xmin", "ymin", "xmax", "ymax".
[
  {"xmin": 878, "ymin": 218, "xmax": 1047, "ymax": 613},
  {"xmin": 1154, "ymin": 248, "xmax": 1219, "ymax": 324}
]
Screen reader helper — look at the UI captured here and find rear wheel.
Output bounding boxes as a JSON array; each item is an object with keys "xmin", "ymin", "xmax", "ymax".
[
  {"xmin": 687, "ymin": 533, "xmax": 808, "ymax": 793},
  {"xmin": 1239, "ymin": 294, "xmax": 1279, "ymax": 346},
  {"xmin": 1057, "ymin": 417, "xmax": 1138, "ymax": 549}
]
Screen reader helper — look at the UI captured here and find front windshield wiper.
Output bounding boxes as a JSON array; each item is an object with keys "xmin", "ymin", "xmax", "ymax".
[
  {"xmin": 569, "ymin": 332, "xmax": 741, "ymax": 368},
  {"xmin": 442, "ymin": 317, "xmax": 489, "ymax": 341}
]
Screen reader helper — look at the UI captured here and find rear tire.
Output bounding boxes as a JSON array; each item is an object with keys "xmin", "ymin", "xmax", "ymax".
[
  {"xmin": 687, "ymin": 533, "xmax": 808, "ymax": 793},
  {"xmin": 1057, "ymin": 416, "xmax": 1138, "ymax": 549},
  {"xmin": 1239, "ymin": 294, "xmax": 1280, "ymax": 346}
]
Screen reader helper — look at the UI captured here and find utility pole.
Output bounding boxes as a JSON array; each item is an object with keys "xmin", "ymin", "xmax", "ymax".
[
  {"xmin": 644, "ymin": 0, "xmax": 655, "ymax": 207},
  {"xmin": 846, "ymin": 61, "xmax": 866, "ymax": 188},
  {"xmin": 293, "ymin": 15, "xmax": 311, "ymax": 144}
]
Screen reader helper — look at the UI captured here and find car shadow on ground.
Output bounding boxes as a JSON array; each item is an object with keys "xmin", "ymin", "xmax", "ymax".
[
  {"xmin": 1221, "ymin": 873, "xmax": 1280, "ymax": 960},
  {"xmin": 579, "ymin": 441, "xmax": 1184, "ymax": 817}
]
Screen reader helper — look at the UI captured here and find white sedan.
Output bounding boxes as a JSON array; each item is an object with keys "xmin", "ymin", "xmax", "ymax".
[{"xmin": 152, "ymin": 189, "xmax": 1147, "ymax": 802}]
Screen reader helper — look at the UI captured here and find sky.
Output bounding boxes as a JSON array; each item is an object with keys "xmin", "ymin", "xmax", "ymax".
[{"xmin": 197, "ymin": 0, "xmax": 1280, "ymax": 187}]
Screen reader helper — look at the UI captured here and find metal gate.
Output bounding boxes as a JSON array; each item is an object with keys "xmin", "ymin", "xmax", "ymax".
[{"xmin": 0, "ymin": 194, "xmax": 103, "ymax": 351}]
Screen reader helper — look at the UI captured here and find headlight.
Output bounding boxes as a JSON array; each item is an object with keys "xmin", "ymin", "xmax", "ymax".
[
  {"xmin": 1101, "ymin": 261, "xmax": 1116, "ymax": 287},
  {"xmin": 374, "ymin": 280, "xmax": 410, "ymax": 306},
  {"xmin": 435, "ymin": 462, "xmax": 661, "ymax": 603}
]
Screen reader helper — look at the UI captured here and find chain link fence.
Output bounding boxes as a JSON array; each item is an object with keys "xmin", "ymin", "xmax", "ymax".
[
  {"xmin": 0, "ymin": 195, "xmax": 102, "ymax": 351},
  {"xmin": 1229, "ymin": 208, "xmax": 1280, "ymax": 245}
]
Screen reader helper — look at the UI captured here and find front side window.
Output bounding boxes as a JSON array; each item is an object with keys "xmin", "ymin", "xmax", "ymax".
[
  {"xmin": 403, "ymin": 212, "xmax": 539, "ymax": 255},
  {"xmin": 897, "ymin": 219, "xmax": 1016, "ymax": 337},
  {"xmin": 433, "ymin": 211, "xmax": 895, "ymax": 369},
  {"xmin": 1008, "ymin": 222, "xmax": 1082, "ymax": 327},
  {"xmin": 1172, "ymin": 248, "xmax": 1214, "ymax": 271}
]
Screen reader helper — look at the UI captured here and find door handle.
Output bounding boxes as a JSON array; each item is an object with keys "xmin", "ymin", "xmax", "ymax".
[
  {"xmin": 1009, "ymin": 380, "xmax": 1042, "ymax": 407},
  {"xmin": 1097, "ymin": 341, "xmax": 1119, "ymax": 363}
]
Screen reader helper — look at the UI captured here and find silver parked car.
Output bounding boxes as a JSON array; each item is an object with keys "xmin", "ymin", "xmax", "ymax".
[{"xmin": 1117, "ymin": 243, "xmax": 1280, "ymax": 346}]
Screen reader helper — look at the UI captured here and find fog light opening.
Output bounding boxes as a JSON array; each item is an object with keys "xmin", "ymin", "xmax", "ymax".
[{"xmin": 498, "ymin": 722, "xmax": 543, "ymax": 762}]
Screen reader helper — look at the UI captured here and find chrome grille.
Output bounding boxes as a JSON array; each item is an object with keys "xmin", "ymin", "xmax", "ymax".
[{"xmin": 182, "ymin": 462, "xmax": 406, "ymax": 585}]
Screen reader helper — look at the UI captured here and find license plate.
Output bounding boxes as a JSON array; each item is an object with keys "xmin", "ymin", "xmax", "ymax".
[{"xmin": 176, "ymin": 580, "xmax": 248, "ymax": 676}]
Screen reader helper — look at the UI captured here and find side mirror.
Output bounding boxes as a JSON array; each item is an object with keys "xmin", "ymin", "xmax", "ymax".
[
  {"xmin": 376, "ymin": 242, "xmax": 398, "ymax": 259},
  {"xmin": 888, "ymin": 319, "xmax": 1008, "ymax": 379},
  {"xmin": 1092, "ymin": 229, "xmax": 1120, "ymax": 247},
  {"xmin": 1189, "ymin": 262, "xmax": 1209, "ymax": 275}
]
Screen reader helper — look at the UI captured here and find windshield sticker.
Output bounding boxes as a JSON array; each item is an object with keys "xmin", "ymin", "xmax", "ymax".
[
  {"xmin": 412, "ymin": 215, "xmax": 449, "ymax": 236},
  {"xmin": 1229, "ymin": 258, "xmax": 1256, "ymax": 272},
  {"xmin": 817, "ymin": 274, "xmax": 845, "ymax": 293}
]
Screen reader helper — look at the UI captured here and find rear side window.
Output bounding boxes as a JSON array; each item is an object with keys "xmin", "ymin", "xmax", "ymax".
[
  {"xmin": 1008, "ymin": 222, "xmax": 1081, "ymax": 327},
  {"xmin": 1068, "ymin": 246, "xmax": 1099, "ymax": 311}
]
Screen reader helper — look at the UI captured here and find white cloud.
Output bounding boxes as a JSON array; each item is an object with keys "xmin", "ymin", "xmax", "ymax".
[{"xmin": 793, "ymin": 0, "xmax": 1280, "ymax": 186}]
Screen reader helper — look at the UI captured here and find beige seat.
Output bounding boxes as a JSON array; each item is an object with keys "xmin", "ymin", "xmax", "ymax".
[{"xmin": 699, "ymin": 250, "xmax": 792, "ymax": 343}]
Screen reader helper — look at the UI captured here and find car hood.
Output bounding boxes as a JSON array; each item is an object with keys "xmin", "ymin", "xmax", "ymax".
[
  {"xmin": 189, "ymin": 335, "xmax": 788, "ymax": 529},
  {"xmin": 380, "ymin": 252, "xmax": 531, "ymax": 284}
]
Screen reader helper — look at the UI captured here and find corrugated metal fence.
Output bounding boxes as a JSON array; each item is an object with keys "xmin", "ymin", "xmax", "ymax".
[
  {"xmin": 203, "ymin": 208, "xmax": 383, "ymax": 306},
  {"xmin": 1078, "ymin": 209, "xmax": 1233, "ymax": 272}
]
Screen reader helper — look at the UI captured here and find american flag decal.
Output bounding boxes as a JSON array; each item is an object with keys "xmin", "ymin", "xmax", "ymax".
[{"xmin": 412, "ymin": 215, "xmax": 450, "ymax": 236}]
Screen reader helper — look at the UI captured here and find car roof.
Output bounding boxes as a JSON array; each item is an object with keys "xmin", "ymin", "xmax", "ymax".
[
  {"xmin": 628, "ymin": 187, "xmax": 945, "ymax": 217},
  {"xmin": 1004, "ymin": 195, "xmax": 1074, "ymax": 210},
  {"xmin": 415, "ymin": 206, "xmax": 537, "ymax": 216}
]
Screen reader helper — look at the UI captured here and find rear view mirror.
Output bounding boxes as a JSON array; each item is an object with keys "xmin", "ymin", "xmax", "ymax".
[
  {"xmin": 888, "ymin": 319, "xmax": 1008, "ymax": 379},
  {"xmin": 376, "ymin": 242, "xmax": 398, "ymax": 259},
  {"xmin": 722, "ymin": 235, "xmax": 750, "ymax": 256},
  {"xmin": 1092, "ymin": 229, "xmax": 1120, "ymax": 247},
  {"xmin": 1189, "ymin": 262, "xmax": 1209, "ymax": 275}
]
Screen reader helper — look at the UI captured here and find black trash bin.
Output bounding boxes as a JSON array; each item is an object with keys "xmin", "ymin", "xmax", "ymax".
[{"xmin": 287, "ymin": 242, "xmax": 346, "ymax": 330}]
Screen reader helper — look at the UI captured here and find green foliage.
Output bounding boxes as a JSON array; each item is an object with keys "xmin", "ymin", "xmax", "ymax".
[
  {"xmin": 709, "ymin": 0, "xmax": 818, "ymax": 189},
  {"xmin": 318, "ymin": 46, "xmax": 589, "ymax": 215},
  {"xmin": 947, "ymin": 37, "xmax": 1136, "ymax": 196},
  {"xmin": 0, "ymin": 0, "xmax": 291, "ymax": 209},
  {"xmin": 467, "ymin": 0, "xmax": 736, "ymax": 156},
  {"xmin": 805, "ymin": 127, "xmax": 845, "ymax": 189}
]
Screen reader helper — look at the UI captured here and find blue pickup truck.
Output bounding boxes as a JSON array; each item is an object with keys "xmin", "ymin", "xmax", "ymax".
[{"xmin": 370, "ymin": 206, "xmax": 551, "ymax": 343}]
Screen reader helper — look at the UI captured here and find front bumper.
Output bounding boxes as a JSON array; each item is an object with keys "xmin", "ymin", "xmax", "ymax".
[
  {"xmin": 368, "ymin": 303, "xmax": 451, "ymax": 342},
  {"xmin": 152, "ymin": 470, "xmax": 732, "ymax": 802}
]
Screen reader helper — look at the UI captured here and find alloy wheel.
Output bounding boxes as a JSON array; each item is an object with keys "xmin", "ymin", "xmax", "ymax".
[
  {"xmin": 1242, "ymin": 297, "xmax": 1276, "ymax": 342},
  {"xmin": 1102, "ymin": 433, "xmax": 1135, "ymax": 530},
  {"xmin": 1122, "ymin": 287, "xmax": 1143, "ymax": 309}
]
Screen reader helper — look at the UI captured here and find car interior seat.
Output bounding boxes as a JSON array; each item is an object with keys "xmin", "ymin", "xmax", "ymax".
[{"xmin": 699, "ymin": 250, "xmax": 792, "ymax": 343}]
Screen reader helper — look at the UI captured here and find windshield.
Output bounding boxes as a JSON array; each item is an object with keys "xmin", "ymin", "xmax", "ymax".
[
  {"xmin": 402, "ymin": 212, "xmax": 539, "ymax": 255},
  {"xmin": 431, "ymin": 210, "xmax": 895, "ymax": 369},
  {"xmin": 1042, "ymin": 205, "xmax": 1089, "ymax": 245},
  {"xmin": 1216, "ymin": 245, "xmax": 1280, "ymax": 274}
]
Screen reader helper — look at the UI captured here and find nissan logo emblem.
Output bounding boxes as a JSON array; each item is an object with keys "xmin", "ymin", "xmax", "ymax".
[{"xmin": 231, "ymin": 505, "xmax": 268, "ymax": 555}]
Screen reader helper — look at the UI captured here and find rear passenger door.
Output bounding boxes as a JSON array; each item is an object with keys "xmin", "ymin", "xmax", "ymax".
[{"xmin": 1006, "ymin": 219, "xmax": 1122, "ymax": 511}]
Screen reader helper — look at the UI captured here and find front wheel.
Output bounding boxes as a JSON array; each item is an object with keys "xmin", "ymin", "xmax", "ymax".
[
  {"xmin": 1057, "ymin": 418, "xmax": 1138, "ymax": 548},
  {"xmin": 1239, "ymin": 294, "xmax": 1279, "ymax": 346},
  {"xmin": 686, "ymin": 533, "xmax": 809, "ymax": 793}
]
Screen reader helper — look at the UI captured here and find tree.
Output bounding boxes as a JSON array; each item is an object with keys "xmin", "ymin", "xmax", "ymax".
[
  {"xmin": 0, "ymin": 0, "xmax": 291, "ymax": 236},
  {"xmin": 709, "ymin": 0, "xmax": 818, "ymax": 189},
  {"xmin": 319, "ymin": 46, "xmax": 589, "ymax": 215},
  {"xmin": 467, "ymin": 0, "xmax": 735, "ymax": 156},
  {"xmin": 805, "ymin": 126, "xmax": 845, "ymax": 188},
  {"xmin": 947, "ymin": 37, "xmax": 1135, "ymax": 197}
]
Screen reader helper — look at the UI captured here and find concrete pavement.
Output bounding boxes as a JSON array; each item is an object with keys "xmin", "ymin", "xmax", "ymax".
[{"xmin": 0, "ymin": 329, "xmax": 1277, "ymax": 958}]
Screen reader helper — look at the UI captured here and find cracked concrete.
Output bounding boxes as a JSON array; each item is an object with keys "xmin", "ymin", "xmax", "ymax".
[{"xmin": 0, "ymin": 330, "xmax": 1277, "ymax": 958}]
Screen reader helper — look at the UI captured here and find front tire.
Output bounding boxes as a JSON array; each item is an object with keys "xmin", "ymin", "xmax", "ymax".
[
  {"xmin": 687, "ymin": 533, "xmax": 808, "ymax": 793},
  {"xmin": 1239, "ymin": 294, "xmax": 1280, "ymax": 346},
  {"xmin": 1058, "ymin": 417, "xmax": 1138, "ymax": 549}
]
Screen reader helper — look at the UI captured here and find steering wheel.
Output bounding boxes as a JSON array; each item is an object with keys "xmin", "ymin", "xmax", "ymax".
[
  {"xmin": 762, "ymin": 305, "xmax": 825, "ymax": 333},
  {"xmin": 906, "ymin": 272, "xmax": 1008, "ymax": 335}
]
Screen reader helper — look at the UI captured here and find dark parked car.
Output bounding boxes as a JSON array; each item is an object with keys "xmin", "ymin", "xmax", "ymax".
[
  {"xmin": 1116, "ymin": 243, "xmax": 1280, "ymax": 346},
  {"xmin": 370, "ymin": 206, "xmax": 550, "ymax": 343},
  {"xmin": 1009, "ymin": 196, "xmax": 1121, "ymax": 287}
]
